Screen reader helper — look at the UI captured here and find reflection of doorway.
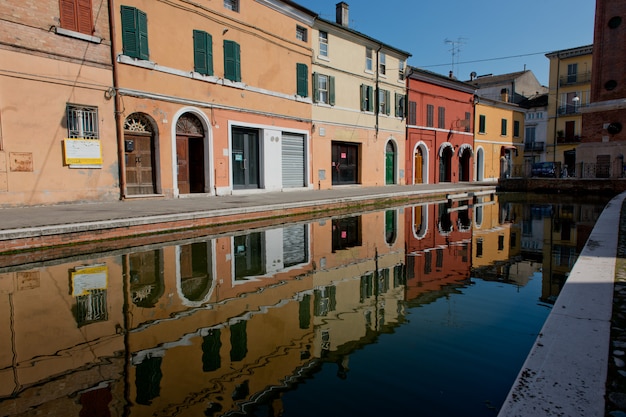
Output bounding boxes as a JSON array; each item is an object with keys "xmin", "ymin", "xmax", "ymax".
[
  {"xmin": 234, "ymin": 232, "xmax": 265, "ymax": 279},
  {"xmin": 126, "ymin": 249, "xmax": 164, "ymax": 308},
  {"xmin": 439, "ymin": 146, "xmax": 453, "ymax": 183},
  {"xmin": 232, "ymin": 128, "xmax": 260, "ymax": 189},
  {"xmin": 332, "ymin": 216, "xmax": 362, "ymax": 251},
  {"xmin": 176, "ymin": 114, "xmax": 205, "ymax": 193},
  {"xmin": 179, "ymin": 242, "xmax": 212, "ymax": 302},
  {"xmin": 385, "ymin": 141, "xmax": 396, "ymax": 185},
  {"xmin": 124, "ymin": 113, "xmax": 157, "ymax": 195},
  {"xmin": 332, "ymin": 142, "xmax": 358, "ymax": 185}
]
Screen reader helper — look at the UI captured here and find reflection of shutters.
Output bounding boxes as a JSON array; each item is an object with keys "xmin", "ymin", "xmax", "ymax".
[
  {"xmin": 283, "ymin": 224, "xmax": 307, "ymax": 267},
  {"xmin": 282, "ymin": 134, "xmax": 305, "ymax": 188}
]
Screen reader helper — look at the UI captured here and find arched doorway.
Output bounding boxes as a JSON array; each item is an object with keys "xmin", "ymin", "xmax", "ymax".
[
  {"xmin": 385, "ymin": 141, "xmax": 396, "ymax": 185},
  {"xmin": 458, "ymin": 144, "xmax": 473, "ymax": 182},
  {"xmin": 124, "ymin": 113, "xmax": 157, "ymax": 195},
  {"xmin": 476, "ymin": 148, "xmax": 484, "ymax": 181},
  {"xmin": 414, "ymin": 146, "xmax": 424, "ymax": 184},
  {"xmin": 176, "ymin": 113, "xmax": 206, "ymax": 193},
  {"xmin": 439, "ymin": 143, "xmax": 453, "ymax": 183}
]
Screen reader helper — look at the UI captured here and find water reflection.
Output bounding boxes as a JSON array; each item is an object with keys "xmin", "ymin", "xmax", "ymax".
[{"xmin": 0, "ymin": 193, "xmax": 611, "ymax": 416}]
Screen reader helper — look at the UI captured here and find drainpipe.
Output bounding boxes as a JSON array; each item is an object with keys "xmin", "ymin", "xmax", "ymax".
[
  {"xmin": 108, "ymin": 0, "xmax": 127, "ymax": 199},
  {"xmin": 375, "ymin": 45, "xmax": 382, "ymax": 138},
  {"xmin": 553, "ymin": 54, "xmax": 560, "ymax": 165}
]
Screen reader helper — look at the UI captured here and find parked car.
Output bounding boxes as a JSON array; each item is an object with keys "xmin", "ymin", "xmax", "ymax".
[{"xmin": 531, "ymin": 162, "xmax": 558, "ymax": 178}]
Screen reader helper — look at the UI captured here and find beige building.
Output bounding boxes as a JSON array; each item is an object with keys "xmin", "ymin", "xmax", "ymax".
[
  {"xmin": 545, "ymin": 45, "xmax": 593, "ymax": 177},
  {"xmin": 310, "ymin": 3, "xmax": 410, "ymax": 188}
]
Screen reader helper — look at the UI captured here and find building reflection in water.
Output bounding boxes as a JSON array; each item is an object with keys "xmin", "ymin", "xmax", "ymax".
[{"xmin": 0, "ymin": 193, "xmax": 611, "ymax": 416}]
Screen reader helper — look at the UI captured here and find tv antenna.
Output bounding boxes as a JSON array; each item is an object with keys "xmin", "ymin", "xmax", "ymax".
[{"xmin": 444, "ymin": 37, "xmax": 467, "ymax": 77}]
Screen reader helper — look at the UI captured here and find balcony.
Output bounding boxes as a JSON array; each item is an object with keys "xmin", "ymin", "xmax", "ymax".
[
  {"xmin": 557, "ymin": 104, "xmax": 584, "ymax": 115},
  {"xmin": 556, "ymin": 135, "xmax": 581, "ymax": 144},
  {"xmin": 559, "ymin": 71, "xmax": 591, "ymax": 87},
  {"xmin": 524, "ymin": 141, "xmax": 545, "ymax": 152}
]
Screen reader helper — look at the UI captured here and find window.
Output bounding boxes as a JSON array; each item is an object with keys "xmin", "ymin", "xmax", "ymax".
[
  {"xmin": 525, "ymin": 126, "xmax": 536, "ymax": 143},
  {"xmin": 438, "ymin": 106, "xmax": 445, "ymax": 129},
  {"xmin": 408, "ymin": 101, "xmax": 417, "ymax": 125},
  {"xmin": 464, "ymin": 112, "xmax": 471, "ymax": 132},
  {"xmin": 360, "ymin": 84, "xmax": 374, "ymax": 112},
  {"xmin": 479, "ymin": 115, "xmax": 486, "ymax": 133},
  {"xmin": 314, "ymin": 73, "xmax": 335, "ymax": 105},
  {"xmin": 501, "ymin": 118, "xmax": 508, "ymax": 136},
  {"xmin": 297, "ymin": 63, "xmax": 308, "ymax": 97},
  {"xmin": 223, "ymin": 40, "xmax": 241, "ymax": 82},
  {"xmin": 378, "ymin": 89, "xmax": 390, "ymax": 115},
  {"xmin": 319, "ymin": 31, "xmax": 328, "ymax": 57},
  {"xmin": 426, "ymin": 104, "xmax": 434, "ymax": 127},
  {"xmin": 365, "ymin": 47, "xmax": 373, "ymax": 71},
  {"xmin": 379, "ymin": 52, "xmax": 386, "ymax": 75},
  {"xmin": 567, "ymin": 63, "xmax": 577, "ymax": 84},
  {"xmin": 193, "ymin": 30, "xmax": 213, "ymax": 76},
  {"xmin": 59, "ymin": 0, "xmax": 93, "ymax": 35},
  {"xmin": 513, "ymin": 120, "xmax": 520, "ymax": 137},
  {"xmin": 394, "ymin": 93, "xmax": 406, "ymax": 118},
  {"xmin": 224, "ymin": 0, "xmax": 239, "ymax": 12},
  {"xmin": 121, "ymin": 6, "xmax": 149, "ymax": 60},
  {"xmin": 67, "ymin": 104, "xmax": 99, "ymax": 139},
  {"xmin": 296, "ymin": 26, "xmax": 307, "ymax": 42},
  {"xmin": 398, "ymin": 61, "xmax": 405, "ymax": 81}
]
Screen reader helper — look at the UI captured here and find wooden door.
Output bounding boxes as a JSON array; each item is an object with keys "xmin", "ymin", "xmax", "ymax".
[
  {"xmin": 125, "ymin": 134, "xmax": 156, "ymax": 195},
  {"xmin": 176, "ymin": 137, "xmax": 190, "ymax": 194}
]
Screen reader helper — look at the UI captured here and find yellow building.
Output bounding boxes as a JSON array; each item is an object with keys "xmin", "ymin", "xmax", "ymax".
[
  {"xmin": 545, "ymin": 45, "xmax": 593, "ymax": 177},
  {"xmin": 474, "ymin": 98, "xmax": 525, "ymax": 181},
  {"xmin": 310, "ymin": 3, "xmax": 410, "ymax": 188}
]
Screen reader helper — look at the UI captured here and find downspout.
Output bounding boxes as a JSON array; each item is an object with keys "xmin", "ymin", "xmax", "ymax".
[
  {"xmin": 108, "ymin": 0, "xmax": 127, "ymax": 199},
  {"xmin": 553, "ymin": 54, "xmax": 560, "ymax": 165},
  {"xmin": 375, "ymin": 45, "xmax": 382, "ymax": 138}
]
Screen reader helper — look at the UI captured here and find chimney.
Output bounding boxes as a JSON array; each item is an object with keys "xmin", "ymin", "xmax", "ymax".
[
  {"xmin": 336, "ymin": 2, "xmax": 349, "ymax": 27},
  {"xmin": 500, "ymin": 88, "xmax": 509, "ymax": 102}
]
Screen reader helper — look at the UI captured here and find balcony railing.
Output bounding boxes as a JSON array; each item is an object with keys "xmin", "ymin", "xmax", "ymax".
[
  {"xmin": 524, "ymin": 141, "xmax": 545, "ymax": 152},
  {"xmin": 557, "ymin": 103, "xmax": 588, "ymax": 115},
  {"xmin": 559, "ymin": 71, "xmax": 592, "ymax": 87},
  {"xmin": 556, "ymin": 135, "xmax": 581, "ymax": 144}
]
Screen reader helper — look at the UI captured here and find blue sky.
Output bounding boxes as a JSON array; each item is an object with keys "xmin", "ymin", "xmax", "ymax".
[{"xmin": 296, "ymin": 0, "xmax": 596, "ymax": 86}]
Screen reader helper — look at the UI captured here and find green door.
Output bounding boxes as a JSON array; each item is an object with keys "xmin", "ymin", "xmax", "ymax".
[{"xmin": 385, "ymin": 142, "xmax": 395, "ymax": 185}]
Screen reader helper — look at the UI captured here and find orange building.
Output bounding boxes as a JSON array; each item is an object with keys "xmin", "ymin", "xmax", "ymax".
[
  {"xmin": 110, "ymin": 0, "xmax": 315, "ymax": 198},
  {"xmin": 0, "ymin": 0, "xmax": 118, "ymax": 207}
]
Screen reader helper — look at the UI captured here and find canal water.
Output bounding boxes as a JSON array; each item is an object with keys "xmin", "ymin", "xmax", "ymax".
[{"xmin": 0, "ymin": 193, "xmax": 612, "ymax": 417}]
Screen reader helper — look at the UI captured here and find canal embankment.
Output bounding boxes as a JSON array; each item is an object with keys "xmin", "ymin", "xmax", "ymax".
[{"xmin": 498, "ymin": 190, "xmax": 626, "ymax": 417}]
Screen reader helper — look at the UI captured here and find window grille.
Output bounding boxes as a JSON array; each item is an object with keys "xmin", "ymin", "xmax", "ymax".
[{"xmin": 67, "ymin": 105, "xmax": 99, "ymax": 139}]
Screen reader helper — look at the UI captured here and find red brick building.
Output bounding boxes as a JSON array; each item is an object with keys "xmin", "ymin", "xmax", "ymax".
[{"xmin": 580, "ymin": 0, "xmax": 626, "ymax": 178}]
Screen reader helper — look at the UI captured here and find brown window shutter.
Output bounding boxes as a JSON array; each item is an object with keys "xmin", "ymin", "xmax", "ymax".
[
  {"xmin": 76, "ymin": 0, "xmax": 93, "ymax": 35},
  {"xmin": 59, "ymin": 0, "xmax": 78, "ymax": 32}
]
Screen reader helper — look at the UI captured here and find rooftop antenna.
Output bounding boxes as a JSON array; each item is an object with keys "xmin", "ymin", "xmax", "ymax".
[{"xmin": 444, "ymin": 37, "xmax": 467, "ymax": 77}]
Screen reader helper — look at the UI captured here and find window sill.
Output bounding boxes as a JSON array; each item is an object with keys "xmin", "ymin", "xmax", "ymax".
[
  {"xmin": 54, "ymin": 27, "xmax": 102, "ymax": 44},
  {"xmin": 118, "ymin": 54, "xmax": 156, "ymax": 69},
  {"xmin": 317, "ymin": 55, "xmax": 330, "ymax": 62}
]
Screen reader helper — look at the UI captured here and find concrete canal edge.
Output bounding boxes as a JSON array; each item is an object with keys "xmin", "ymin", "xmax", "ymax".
[{"xmin": 498, "ymin": 191, "xmax": 626, "ymax": 417}]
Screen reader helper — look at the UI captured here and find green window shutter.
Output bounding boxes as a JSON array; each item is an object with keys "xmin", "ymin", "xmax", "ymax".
[
  {"xmin": 193, "ymin": 30, "xmax": 207, "ymax": 74},
  {"xmin": 367, "ymin": 86, "xmax": 374, "ymax": 112},
  {"xmin": 121, "ymin": 6, "xmax": 139, "ymax": 58},
  {"xmin": 296, "ymin": 63, "xmax": 308, "ymax": 97},
  {"xmin": 193, "ymin": 30, "xmax": 213, "ymax": 75},
  {"xmin": 329, "ymin": 76, "xmax": 335, "ymax": 105},
  {"xmin": 385, "ymin": 90, "xmax": 391, "ymax": 115},
  {"xmin": 313, "ymin": 73, "xmax": 319, "ymax": 102},
  {"xmin": 224, "ymin": 40, "xmax": 241, "ymax": 82},
  {"xmin": 360, "ymin": 84, "xmax": 367, "ymax": 111},
  {"xmin": 137, "ymin": 9, "xmax": 149, "ymax": 60}
]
